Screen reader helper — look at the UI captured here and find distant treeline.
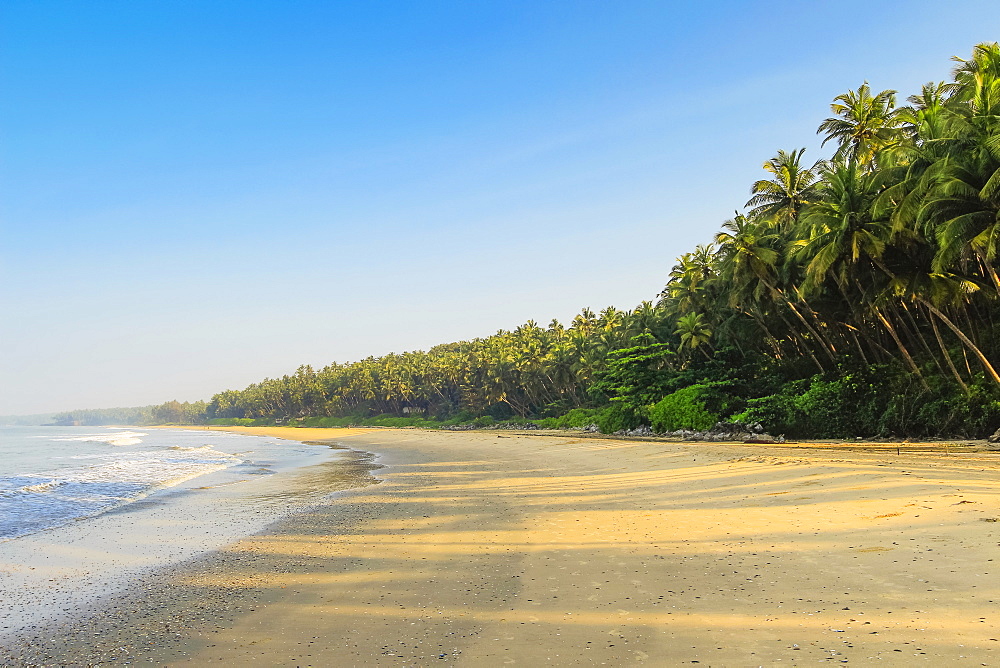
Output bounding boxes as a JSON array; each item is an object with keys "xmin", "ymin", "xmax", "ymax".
[
  {"xmin": 50, "ymin": 401, "xmax": 208, "ymax": 426},
  {"xmin": 0, "ymin": 413, "xmax": 57, "ymax": 427},
  {"xmin": 41, "ymin": 44, "xmax": 1000, "ymax": 439}
]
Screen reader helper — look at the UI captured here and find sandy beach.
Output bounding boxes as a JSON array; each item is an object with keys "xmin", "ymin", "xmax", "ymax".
[{"xmin": 4, "ymin": 427, "xmax": 1000, "ymax": 666}]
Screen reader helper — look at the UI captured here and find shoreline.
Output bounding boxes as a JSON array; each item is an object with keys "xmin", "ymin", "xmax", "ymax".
[
  {"xmin": 0, "ymin": 427, "xmax": 381, "ymax": 658},
  {"xmin": 4, "ymin": 426, "xmax": 1000, "ymax": 665}
]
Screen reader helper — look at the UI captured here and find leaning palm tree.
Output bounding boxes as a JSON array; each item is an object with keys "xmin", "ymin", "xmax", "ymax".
[
  {"xmin": 818, "ymin": 83, "xmax": 904, "ymax": 167},
  {"xmin": 662, "ymin": 251, "xmax": 709, "ymax": 315},
  {"xmin": 746, "ymin": 148, "xmax": 824, "ymax": 227},
  {"xmin": 793, "ymin": 161, "xmax": 933, "ymax": 382},
  {"xmin": 715, "ymin": 213, "xmax": 837, "ymax": 364},
  {"xmin": 920, "ymin": 150, "xmax": 1000, "ymax": 289}
]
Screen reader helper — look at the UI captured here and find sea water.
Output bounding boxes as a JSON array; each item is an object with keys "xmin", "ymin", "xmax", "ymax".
[
  {"xmin": 0, "ymin": 426, "xmax": 337, "ymax": 540},
  {"xmin": 0, "ymin": 425, "xmax": 374, "ymax": 641},
  {"xmin": 0, "ymin": 427, "xmax": 238, "ymax": 539}
]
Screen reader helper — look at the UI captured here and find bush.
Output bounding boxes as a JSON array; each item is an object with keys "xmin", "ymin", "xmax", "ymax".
[
  {"xmin": 727, "ymin": 365, "xmax": 1000, "ymax": 438},
  {"xmin": 648, "ymin": 382, "xmax": 741, "ymax": 433},
  {"xmin": 794, "ymin": 377, "xmax": 860, "ymax": 437},
  {"xmin": 733, "ymin": 394, "xmax": 806, "ymax": 437},
  {"xmin": 881, "ymin": 380, "xmax": 1000, "ymax": 437},
  {"xmin": 649, "ymin": 386, "xmax": 717, "ymax": 432},
  {"xmin": 729, "ymin": 371, "xmax": 882, "ymax": 438},
  {"xmin": 438, "ymin": 411, "xmax": 475, "ymax": 427},
  {"xmin": 557, "ymin": 408, "xmax": 602, "ymax": 428},
  {"xmin": 596, "ymin": 403, "xmax": 643, "ymax": 433},
  {"xmin": 209, "ymin": 417, "xmax": 258, "ymax": 427}
]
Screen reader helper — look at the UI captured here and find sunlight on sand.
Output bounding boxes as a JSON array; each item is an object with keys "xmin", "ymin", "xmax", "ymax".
[{"xmin": 142, "ymin": 428, "xmax": 1000, "ymax": 665}]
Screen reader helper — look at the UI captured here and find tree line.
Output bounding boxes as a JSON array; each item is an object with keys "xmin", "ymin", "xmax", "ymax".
[
  {"xmin": 51, "ymin": 401, "xmax": 208, "ymax": 426},
  {"xmin": 60, "ymin": 44, "xmax": 1000, "ymax": 438}
]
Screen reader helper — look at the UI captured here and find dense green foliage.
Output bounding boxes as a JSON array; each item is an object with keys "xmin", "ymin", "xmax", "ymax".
[
  {"xmin": 50, "ymin": 44, "xmax": 1000, "ymax": 440},
  {"xmin": 205, "ymin": 306, "xmax": 667, "ymax": 424},
  {"xmin": 649, "ymin": 383, "xmax": 740, "ymax": 432}
]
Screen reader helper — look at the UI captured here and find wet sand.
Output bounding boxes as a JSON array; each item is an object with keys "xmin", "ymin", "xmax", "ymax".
[{"xmin": 4, "ymin": 427, "xmax": 1000, "ymax": 665}]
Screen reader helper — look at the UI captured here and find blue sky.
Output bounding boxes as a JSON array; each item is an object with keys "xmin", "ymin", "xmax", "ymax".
[{"xmin": 1, "ymin": 0, "xmax": 998, "ymax": 414}]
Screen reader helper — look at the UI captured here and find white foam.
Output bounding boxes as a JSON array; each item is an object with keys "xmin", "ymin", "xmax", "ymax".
[
  {"xmin": 19, "ymin": 480, "xmax": 65, "ymax": 494},
  {"xmin": 0, "ymin": 480, "xmax": 66, "ymax": 498},
  {"xmin": 1, "ymin": 445, "xmax": 245, "ymax": 537},
  {"xmin": 54, "ymin": 447, "xmax": 242, "ymax": 486},
  {"xmin": 49, "ymin": 431, "xmax": 148, "ymax": 447}
]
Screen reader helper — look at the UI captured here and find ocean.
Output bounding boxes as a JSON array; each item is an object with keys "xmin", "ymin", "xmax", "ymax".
[
  {"xmin": 0, "ymin": 425, "xmax": 377, "ymax": 641},
  {"xmin": 0, "ymin": 425, "xmax": 345, "ymax": 540}
]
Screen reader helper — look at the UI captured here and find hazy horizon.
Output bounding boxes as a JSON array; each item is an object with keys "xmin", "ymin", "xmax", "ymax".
[{"xmin": 3, "ymin": 1, "xmax": 998, "ymax": 415}]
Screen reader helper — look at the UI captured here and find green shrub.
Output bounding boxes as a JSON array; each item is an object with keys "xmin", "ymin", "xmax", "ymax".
[
  {"xmin": 439, "ymin": 411, "xmax": 475, "ymax": 427},
  {"xmin": 880, "ymin": 381, "xmax": 1000, "ymax": 437},
  {"xmin": 648, "ymin": 382, "xmax": 741, "ymax": 433},
  {"xmin": 209, "ymin": 417, "xmax": 258, "ymax": 427},
  {"xmin": 596, "ymin": 403, "xmax": 643, "ymax": 433},
  {"xmin": 649, "ymin": 386, "xmax": 717, "ymax": 432},
  {"xmin": 794, "ymin": 378, "xmax": 855, "ymax": 437},
  {"xmin": 729, "ymin": 365, "xmax": 980, "ymax": 438},
  {"xmin": 529, "ymin": 408, "xmax": 603, "ymax": 430},
  {"xmin": 558, "ymin": 408, "xmax": 602, "ymax": 428},
  {"xmin": 733, "ymin": 394, "xmax": 806, "ymax": 437}
]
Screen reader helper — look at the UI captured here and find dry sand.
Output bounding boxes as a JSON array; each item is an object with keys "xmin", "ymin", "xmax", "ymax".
[{"xmin": 6, "ymin": 427, "xmax": 1000, "ymax": 666}]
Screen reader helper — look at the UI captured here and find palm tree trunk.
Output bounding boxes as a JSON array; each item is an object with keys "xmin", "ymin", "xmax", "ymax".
[
  {"xmin": 775, "ymin": 311, "xmax": 826, "ymax": 373},
  {"xmin": 977, "ymin": 253, "xmax": 1000, "ymax": 294},
  {"xmin": 858, "ymin": 327, "xmax": 896, "ymax": 363},
  {"xmin": 782, "ymin": 295, "xmax": 837, "ymax": 364},
  {"xmin": 842, "ymin": 325, "xmax": 870, "ymax": 364},
  {"xmin": 899, "ymin": 300, "xmax": 945, "ymax": 376},
  {"xmin": 798, "ymin": 292, "xmax": 844, "ymax": 356},
  {"xmin": 760, "ymin": 276, "xmax": 838, "ymax": 362},
  {"xmin": 872, "ymin": 306, "xmax": 930, "ymax": 390},
  {"xmin": 743, "ymin": 309, "xmax": 784, "ymax": 358},
  {"xmin": 828, "ymin": 273, "xmax": 871, "ymax": 363},
  {"xmin": 917, "ymin": 298, "xmax": 1000, "ymax": 385},
  {"xmin": 782, "ymin": 296, "xmax": 838, "ymax": 362},
  {"xmin": 871, "ymin": 257, "xmax": 1000, "ymax": 385},
  {"xmin": 928, "ymin": 309, "xmax": 970, "ymax": 395}
]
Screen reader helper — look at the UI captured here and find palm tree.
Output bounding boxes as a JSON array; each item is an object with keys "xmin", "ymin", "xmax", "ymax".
[
  {"xmin": 715, "ymin": 213, "xmax": 837, "ymax": 363},
  {"xmin": 675, "ymin": 313, "xmax": 712, "ymax": 358},
  {"xmin": 818, "ymin": 83, "xmax": 903, "ymax": 167},
  {"xmin": 713, "ymin": 214, "xmax": 781, "ymax": 303},
  {"xmin": 797, "ymin": 161, "xmax": 888, "ymax": 292},
  {"xmin": 793, "ymin": 161, "xmax": 935, "ymax": 382},
  {"xmin": 661, "ymin": 252, "xmax": 705, "ymax": 314},
  {"xmin": 950, "ymin": 42, "xmax": 1000, "ymax": 108},
  {"xmin": 914, "ymin": 44, "xmax": 1000, "ymax": 290},
  {"xmin": 896, "ymin": 81, "xmax": 953, "ymax": 144},
  {"xmin": 746, "ymin": 148, "xmax": 824, "ymax": 227}
]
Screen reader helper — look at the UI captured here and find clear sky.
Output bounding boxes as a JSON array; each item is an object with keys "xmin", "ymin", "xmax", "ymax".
[{"xmin": 1, "ymin": 0, "xmax": 997, "ymax": 415}]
